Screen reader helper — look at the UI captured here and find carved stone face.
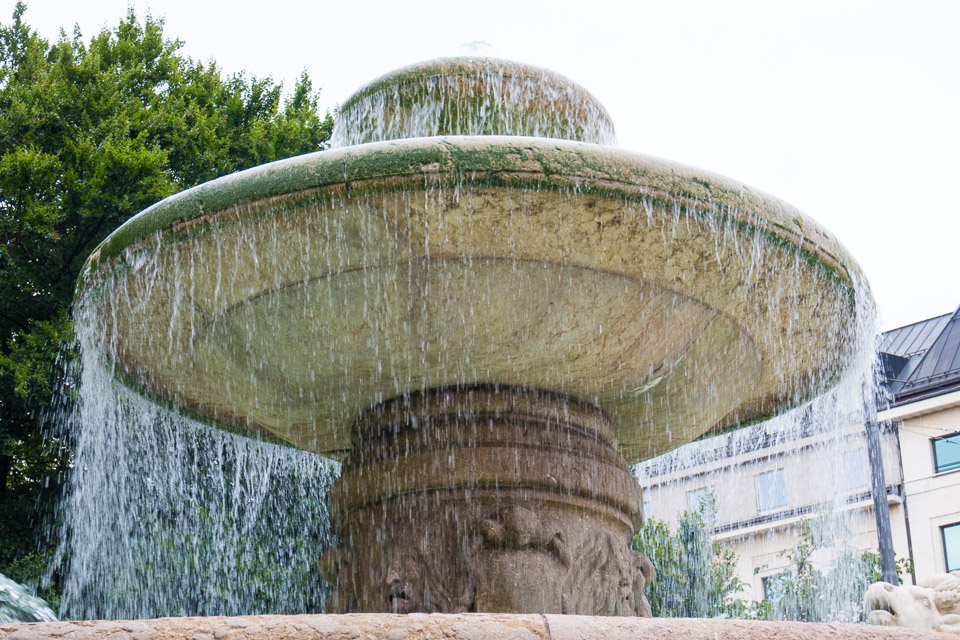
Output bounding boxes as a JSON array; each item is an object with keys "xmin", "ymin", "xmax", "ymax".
[
  {"xmin": 472, "ymin": 505, "xmax": 568, "ymax": 613},
  {"xmin": 864, "ymin": 582, "xmax": 960, "ymax": 631},
  {"xmin": 382, "ymin": 548, "xmax": 426, "ymax": 614},
  {"xmin": 359, "ymin": 506, "xmax": 474, "ymax": 614}
]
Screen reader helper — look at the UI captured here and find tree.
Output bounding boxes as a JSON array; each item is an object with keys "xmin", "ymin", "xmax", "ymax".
[
  {"xmin": 635, "ymin": 499, "xmax": 914, "ymax": 623},
  {"xmin": 632, "ymin": 495, "xmax": 749, "ymax": 618},
  {"xmin": 752, "ymin": 519, "xmax": 913, "ymax": 623},
  {"xmin": 0, "ymin": 2, "xmax": 333, "ymax": 598}
]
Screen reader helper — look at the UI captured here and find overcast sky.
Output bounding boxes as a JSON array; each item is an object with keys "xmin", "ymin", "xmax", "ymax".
[{"xmin": 6, "ymin": 0, "xmax": 959, "ymax": 331}]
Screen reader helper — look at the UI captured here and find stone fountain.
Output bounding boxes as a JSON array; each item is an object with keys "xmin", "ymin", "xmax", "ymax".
[{"xmin": 72, "ymin": 58, "xmax": 863, "ymax": 617}]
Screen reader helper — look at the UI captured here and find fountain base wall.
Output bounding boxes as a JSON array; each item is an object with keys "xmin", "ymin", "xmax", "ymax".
[
  {"xmin": 0, "ymin": 614, "xmax": 940, "ymax": 640},
  {"xmin": 322, "ymin": 386, "xmax": 651, "ymax": 615}
]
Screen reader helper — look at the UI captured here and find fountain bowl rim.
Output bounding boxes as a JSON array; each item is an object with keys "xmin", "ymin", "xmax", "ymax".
[
  {"xmin": 79, "ymin": 135, "xmax": 862, "ymax": 291},
  {"xmin": 75, "ymin": 134, "xmax": 867, "ymax": 458}
]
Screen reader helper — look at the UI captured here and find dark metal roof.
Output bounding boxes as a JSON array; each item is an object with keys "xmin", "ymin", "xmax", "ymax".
[
  {"xmin": 880, "ymin": 313, "xmax": 951, "ymax": 358},
  {"xmin": 881, "ymin": 304, "xmax": 960, "ymax": 404}
]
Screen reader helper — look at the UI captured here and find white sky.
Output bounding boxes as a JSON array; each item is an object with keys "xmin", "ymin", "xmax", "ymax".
[{"xmin": 7, "ymin": 0, "xmax": 960, "ymax": 331}]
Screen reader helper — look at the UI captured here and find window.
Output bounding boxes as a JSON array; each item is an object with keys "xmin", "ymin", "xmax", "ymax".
[
  {"xmin": 836, "ymin": 449, "xmax": 869, "ymax": 493},
  {"xmin": 642, "ymin": 501, "xmax": 652, "ymax": 520},
  {"xmin": 756, "ymin": 468, "xmax": 787, "ymax": 512},
  {"xmin": 933, "ymin": 433, "xmax": 960, "ymax": 473},
  {"xmin": 944, "ymin": 523, "xmax": 960, "ymax": 572},
  {"xmin": 687, "ymin": 486, "xmax": 714, "ymax": 513},
  {"xmin": 761, "ymin": 572, "xmax": 790, "ymax": 602}
]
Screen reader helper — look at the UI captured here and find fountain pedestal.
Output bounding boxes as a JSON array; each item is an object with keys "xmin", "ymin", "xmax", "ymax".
[{"xmin": 322, "ymin": 386, "xmax": 652, "ymax": 615}]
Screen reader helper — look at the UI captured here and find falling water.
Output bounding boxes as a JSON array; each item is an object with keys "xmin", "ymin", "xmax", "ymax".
[
  {"xmin": 55, "ymin": 184, "xmax": 871, "ymax": 620},
  {"xmin": 330, "ymin": 58, "xmax": 618, "ymax": 148},
  {"xmin": 51, "ymin": 309, "xmax": 338, "ymax": 619},
  {"xmin": 50, "ymin": 56, "xmax": 875, "ymax": 622},
  {"xmin": 635, "ymin": 280, "xmax": 881, "ymax": 622}
]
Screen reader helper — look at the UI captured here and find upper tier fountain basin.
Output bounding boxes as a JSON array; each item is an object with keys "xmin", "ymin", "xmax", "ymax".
[{"xmin": 79, "ymin": 134, "xmax": 861, "ymax": 464}]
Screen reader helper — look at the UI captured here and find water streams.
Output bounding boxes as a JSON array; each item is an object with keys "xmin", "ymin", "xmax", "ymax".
[
  {"xmin": 636, "ymin": 282, "xmax": 879, "ymax": 622},
  {"xmin": 53, "ymin": 189, "xmax": 875, "ymax": 619},
  {"xmin": 49, "ymin": 56, "xmax": 876, "ymax": 621},
  {"xmin": 52, "ymin": 329, "xmax": 337, "ymax": 619},
  {"xmin": 330, "ymin": 58, "xmax": 617, "ymax": 148}
]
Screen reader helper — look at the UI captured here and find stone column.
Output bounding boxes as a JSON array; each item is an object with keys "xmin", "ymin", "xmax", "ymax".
[{"xmin": 321, "ymin": 385, "xmax": 654, "ymax": 615}]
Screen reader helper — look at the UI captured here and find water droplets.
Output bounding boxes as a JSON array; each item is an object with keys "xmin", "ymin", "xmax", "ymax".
[{"xmin": 330, "ymin": 58, "xmax": 617, "ymax": 148}]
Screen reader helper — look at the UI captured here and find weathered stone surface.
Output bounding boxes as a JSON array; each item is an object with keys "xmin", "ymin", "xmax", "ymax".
[
  {"xmin": 865, "ymin": 574, "xmax": 960, "ymax": 631},
  {"xmin": 921, "ymin": 572, "xmax": 960, "ymax": 616},
  {"xmin": 78, "ymin": 134, "xmax": 862, "ymax": 464},
  {"xmin": 543, "ymin": 614, "xmax": 947, "ymax": 638},
  {"xmin": 1, "ymin": 614, "xmax": 947, "ymax": 640},
  {"xmin": 323, "ymin": 387, "xmax": 652, "ymax": 616},
  {"xmin": 332, "ymin": 57, "xmax": 618, "ymax": 147},
  {"xmin": 70, "ymin": 57, "xmax": 871, "ymax": 620},
  {"xmin": 0, "ymin": 614, "xmax": 547, "ymax": 640}
]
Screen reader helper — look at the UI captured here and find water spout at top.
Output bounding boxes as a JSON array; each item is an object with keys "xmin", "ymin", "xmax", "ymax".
[{"xmin": 330, "ymin": 57, "xmax": 618, "ymax": 148}]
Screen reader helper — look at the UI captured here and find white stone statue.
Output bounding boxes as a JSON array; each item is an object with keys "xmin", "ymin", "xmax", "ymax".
[{"xmin": 865, "ymin": 572, "xmax": 960, "ymax": 631}]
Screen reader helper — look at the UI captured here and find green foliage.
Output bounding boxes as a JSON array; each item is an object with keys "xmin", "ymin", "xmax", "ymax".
[
  {"xmin": 0, "ymin": 0, "xmax": 333, "ymax": 599},
  {"xmin": 635, "ymin": 502, "xmax": 908, "ymax": 623},
  {"xmin": 751, "ymin": 524, "xmax": 826, "ymax": 622},
  {"xmin": 632, "ymin": 495, "xmax": 749, "ymax": 618},
  {"xmin": 751, "ymin": 519, "xmax": 912, "ymax": 623},
  {"xmin": 861, "ymin": 550, "xmax": 914, "ymax": 585}
]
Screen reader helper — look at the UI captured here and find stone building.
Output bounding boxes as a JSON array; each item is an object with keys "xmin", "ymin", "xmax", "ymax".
[
  {"xmin": 637, "ymin": 303, "xmax": 960, "ymax": 601},
  {"xmin": 878, "ymin": 305, "xmax": 960, "ymax": 579}
]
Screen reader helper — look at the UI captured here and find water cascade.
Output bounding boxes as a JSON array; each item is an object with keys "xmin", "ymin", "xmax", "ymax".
[
  {"xmin": 635, "ymin": 294, "xmax": 879, "ymax": 622},
  {"xmin": 54, "ymin": 367, "xmax": 337, "ymax": 619},
  {"xmin": 62, "ymin": 57, "xmax": 869, "ymax": 618}
]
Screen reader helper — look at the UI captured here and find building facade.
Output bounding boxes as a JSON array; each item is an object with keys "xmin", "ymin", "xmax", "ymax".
[
  {"xmin": 637, "ymin": 304, "xmax": 960, "ymax": 601},
  {"xmin": 878, "ymin": 305, "xmax": 960, "ymax": 579}
]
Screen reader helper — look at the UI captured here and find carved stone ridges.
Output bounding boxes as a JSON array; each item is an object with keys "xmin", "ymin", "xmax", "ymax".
[
  {"xmin": 920, "ymin": 571, "xmax": 960, "ymax": 616},
  {"xmin": 865, "ymin": 573, "xmax": 960, "ymax": 632},
  {"xmin": 322, "ymin": 386, "xmax": 651, "ymax": 615}
]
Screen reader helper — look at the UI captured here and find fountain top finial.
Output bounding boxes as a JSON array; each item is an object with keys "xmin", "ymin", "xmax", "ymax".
[{"xmin": 331, "ymin": 57, "xmax": 617, "ymax": 148}]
